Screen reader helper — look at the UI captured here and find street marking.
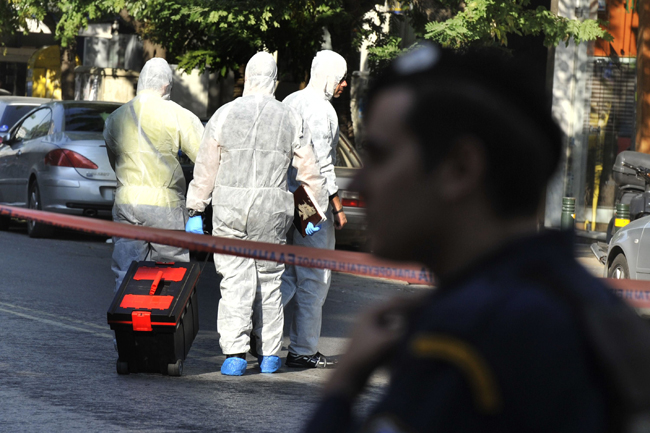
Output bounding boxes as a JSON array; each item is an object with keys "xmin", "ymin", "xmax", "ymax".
[
  {"xmin": 0, "ymin": 306, "xmax": 112, "ymax": 338},
  {"xmin": 0, "ymin": 303, "xmax": 363, "ymax": 382},
  {"xmin": 0, "ymin": 301, "xmax": 108, "ymax": 330}
]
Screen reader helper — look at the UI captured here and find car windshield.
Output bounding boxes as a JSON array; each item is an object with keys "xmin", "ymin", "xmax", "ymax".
[
  {"xmin": 0, "ymin": 105, "xmax": 37, "ymax": 131},
  {"xmin": 64, "ymin": 104, "xmax": 119, "ymax": 132},
  {"xmin": 336, "ymin": 136, "xmax": 363, "ymax": 168}
]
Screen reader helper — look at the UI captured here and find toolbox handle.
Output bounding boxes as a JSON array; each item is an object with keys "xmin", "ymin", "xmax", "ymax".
[{"xmin": 150, "ymin": 271, "xmax": 164, "ymax": 295}]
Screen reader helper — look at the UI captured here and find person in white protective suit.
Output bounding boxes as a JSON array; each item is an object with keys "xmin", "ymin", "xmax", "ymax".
[
  {"xmin": 103, "ymin": 57, "xmax": 204, "ymax": 291},
  {"xmin": 185, "ymin": 52, "xmax": 327, "ymax": 376},
  {"xmin": 279, "ymin": 50, "xmax": 349, "ymax": 368}
]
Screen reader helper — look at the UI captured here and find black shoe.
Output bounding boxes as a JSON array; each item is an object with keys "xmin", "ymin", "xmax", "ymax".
[
  {"xmin": 285, "ymin": 351, "xmax": 336, "ymax": 368},
  {"xmin": 226, "ymin": 353, "xmax": 246, "ymax": 359}
]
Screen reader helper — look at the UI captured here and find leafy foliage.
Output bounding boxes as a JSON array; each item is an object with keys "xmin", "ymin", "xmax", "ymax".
[
  {"xmin": 128, "ymin": 0, "xmax": 345, "ymax": 79},
  {"xmin": 56, "ymin": 0, "xmax": 120, "ymax": 47},
  {"xmin": 0, "ymin": 0, "xmax": 121, "ymax": 46},
  {"xmin": 424, "ymin": 0, "xmax": 613, "ymax": 49},
  {"xmin": 366, "ymin": 0, "xmax": 614, "ymax": 70},
  {"xmin": 367, "ymin": 36, "xmax": 403, "ymax": 71},
  {"xmin": 0, "ymin": 0, "xmax": 616, "ymax": 77}
]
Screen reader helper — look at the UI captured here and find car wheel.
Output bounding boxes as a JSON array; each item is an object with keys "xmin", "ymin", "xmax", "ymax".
[
  {"xmin": 608, "ymin": 254, "xmax": 630, "ymax": 279},
  {"xmin": 27, "ymin": 182, "xmax": 54, "ymax": 238}
]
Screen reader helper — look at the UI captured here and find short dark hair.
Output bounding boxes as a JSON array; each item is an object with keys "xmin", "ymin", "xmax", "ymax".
[{"xmin": 366, "ymin": 44, "xmax": 563, "ymax": 217}]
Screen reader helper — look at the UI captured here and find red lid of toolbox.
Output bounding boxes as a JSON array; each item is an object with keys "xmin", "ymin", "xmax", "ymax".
[
  {"xmin": 134, "ymin": 266, "xmax": 186, "ymax": 281},
  {"xmin": 107, "ymin": 262, "xmax": 200, "ymax": 330},
  {"xmin": 120, "ymin": 294, "xmax": 174, "ymax": 310}
]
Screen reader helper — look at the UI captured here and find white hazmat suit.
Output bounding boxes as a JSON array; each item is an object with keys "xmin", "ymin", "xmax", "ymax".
[
  {"xmin": 103, "ymin": 58, "xmax": 204, "ymax": 291},
  {"xmin": 186, "ymin": 52, "xmax": 327, "ymax": 357},
  {"xmin": 281, "ymin": 50, "xmax": 347, "ymax": 359}
]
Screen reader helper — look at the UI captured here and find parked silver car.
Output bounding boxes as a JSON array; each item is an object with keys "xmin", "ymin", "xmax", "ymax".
[
  {"xmin": 0, "ymin": 96, "xmax": 52, "ymax": 143},
  {"xmin": 335, "ymin": 135, "xmax": 366, "ymax": 248},
  {"xmin": 0, "ymin": 101, "xmax": 121, "ymax": 237},
  {"xmin": 605, "ymin": 215, "xmax": 650, "ymax": 279}
]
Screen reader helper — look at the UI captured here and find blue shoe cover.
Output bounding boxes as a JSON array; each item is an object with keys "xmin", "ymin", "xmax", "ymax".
[
  {"xmin": 221, "ymin": 357, "xmax": 247, "ymax": 376},
  {"xmin": 260, "ymin": 356, "xmax": 281, "ymax": 373}
]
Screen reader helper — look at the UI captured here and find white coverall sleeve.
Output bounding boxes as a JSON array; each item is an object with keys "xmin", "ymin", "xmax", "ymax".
[
  {"xmin": 309, "ymin": 110, "xmax": 339, "ymax": 197},
  {"xmin": 186, "ymin": 126, "xmax": 221, "ymax": 213},
  {"xmin": 293, "ymin": 120, "xmax": 328, "ymax": 211},
  {"xmin": 177, "ymin": 107, "xmax": 204, "ymax": 163}
]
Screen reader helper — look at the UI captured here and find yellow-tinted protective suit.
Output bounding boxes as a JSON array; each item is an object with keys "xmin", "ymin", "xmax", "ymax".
[{"xmin": 103, "ymin": 58, "xmax": 204, "ymax": 290}]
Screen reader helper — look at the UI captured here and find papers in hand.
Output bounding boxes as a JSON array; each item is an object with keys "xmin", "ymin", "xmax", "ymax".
[{"xmin": 293, "ymin": 185, "xmax": 327, "ymax": 237}]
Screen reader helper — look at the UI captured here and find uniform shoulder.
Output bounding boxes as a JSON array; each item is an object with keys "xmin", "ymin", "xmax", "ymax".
[{"xmin": 423, "ymin": 274, "xmax": 580, "ymax": 333}]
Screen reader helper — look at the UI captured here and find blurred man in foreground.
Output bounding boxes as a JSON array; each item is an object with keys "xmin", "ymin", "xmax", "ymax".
[
  {"xmin": 304, "ymin": 44, "xmax": 616, "ymax": 432},
  {"xmin": 104, "ymin": 58, "xmax": 203, "ymax": 291}
]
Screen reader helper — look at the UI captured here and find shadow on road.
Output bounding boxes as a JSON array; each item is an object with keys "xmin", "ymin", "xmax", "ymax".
[{"xmin": 4, "ymin": 218, "xmax": 111, "ymax": 243}]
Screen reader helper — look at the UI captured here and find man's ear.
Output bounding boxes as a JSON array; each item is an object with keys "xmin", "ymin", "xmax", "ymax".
[{"xmin": 436, "ymin": 134, "xmax": 487, "ymax": 201}]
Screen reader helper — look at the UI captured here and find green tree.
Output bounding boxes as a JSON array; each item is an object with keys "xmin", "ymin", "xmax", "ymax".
[
  {"xmin": 1, "ymin": 0, "xmax": 614, "ymax": 132},
  {"xmin": 128, "ymin": 0, "xmax": 612, "ymax": 141},
  {"xmin": 127, "ymin": 0, "xmax": 343, "ymax": 80},
  {"xmin": 368, "ymin": 0, "xmax": 613, "ymax": 70},
  {"xmin": 0, "ymin": 0, "xmax": 120, "ymax": 99},
  {"xmin": 425, "ymin": 0, "xmax": 610, "ymax": 47},
  {"xmin": 127, "ymin": 0, "xmax": 388, "ymax": 140}
]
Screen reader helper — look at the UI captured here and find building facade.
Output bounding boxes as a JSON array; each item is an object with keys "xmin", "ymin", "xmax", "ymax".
[{"xmin": 546, "ymin": 0, "xmax": 638, "ymax": 235}]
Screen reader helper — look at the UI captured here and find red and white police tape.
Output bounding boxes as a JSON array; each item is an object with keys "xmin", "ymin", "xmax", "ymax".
[
  {"xmin": 0, "ymin": 205, "xmax": 434, "ymax": 285},
  {"xmin": 607, "ymin": 279, "xmax": 650, "ymax": 313},
  {"xmin": 2, "ymin": 204, "xmax": 649, "ymax": 310}
]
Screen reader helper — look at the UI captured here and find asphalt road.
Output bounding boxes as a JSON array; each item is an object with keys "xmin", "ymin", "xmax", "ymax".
[{"xmin": 0, "ymin": 222, "xmax": 422, "ymax": 432}]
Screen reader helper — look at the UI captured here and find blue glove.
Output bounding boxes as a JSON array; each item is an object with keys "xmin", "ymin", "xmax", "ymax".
[
  {"xmin": 185, "ymin": 215, "xmax": 203, "ymax": 234},
  {"xmin": 305, "ymin": 222, "xmax": 321, "ymax": 236}
]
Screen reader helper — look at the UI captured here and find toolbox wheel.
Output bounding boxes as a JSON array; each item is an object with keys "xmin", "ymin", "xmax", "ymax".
[
  {"xmin": 168, "ymin": 360, "xmax": 183, "ymax": 377},
  {"xmin": 0, "ymin": 215, "xmax": 10, "ymax": 231},
  {"xmin": 116, "ymin": 361, "xmax": 130, "ymax": 375}
]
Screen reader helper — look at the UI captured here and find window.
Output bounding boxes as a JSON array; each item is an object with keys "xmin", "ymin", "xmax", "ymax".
[
  {"xmin": 14, "ymin": 109, "xmax": 52, "ymax": 141},
  {"xmin": 31, "ymin": 110, "xmax": 53, "ymax": 139},
  {"xmin": 63, "ymin": 104, "xmax": 119, "ymax": 132},
  {"xmin": 0, "ymin": 105, "xmax": 37, "ymax": 130}
]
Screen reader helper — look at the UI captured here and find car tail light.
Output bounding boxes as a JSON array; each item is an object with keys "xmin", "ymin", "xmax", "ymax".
[
  {"xmin": 340, "ymin": 190, "xmax": 366, "ymax": 208},
  {"xmin": 45, "ymin": 149, "xmax": 98, "ymax": 169}
]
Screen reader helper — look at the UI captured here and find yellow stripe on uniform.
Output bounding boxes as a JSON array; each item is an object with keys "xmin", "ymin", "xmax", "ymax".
[{"xmin": 410, "ymin": 334, "xmax": 501, "ymax": 414}]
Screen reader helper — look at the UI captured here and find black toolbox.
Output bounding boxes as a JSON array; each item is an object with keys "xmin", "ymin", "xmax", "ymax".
[{"xmin": 107, "ymin": 261, "xmax": 200, "ymax": 376}]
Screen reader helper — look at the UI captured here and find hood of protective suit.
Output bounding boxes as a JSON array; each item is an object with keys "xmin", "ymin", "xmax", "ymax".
[
  {"xmin": 243, "ymin": 52, "xmax": 277, "ymax": 97},
  {"xmin": 137, "ymin": 57, "xmax": 173, "ymax": 100},
  {"xmin": 308, "ymin": 50, "xmax": 347, "ymax": 101}
]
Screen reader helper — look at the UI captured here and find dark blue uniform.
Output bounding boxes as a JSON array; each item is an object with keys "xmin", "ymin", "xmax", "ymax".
[{"xmin": 304, "ymin": 232, "xmax": 615, "ymax": 433}]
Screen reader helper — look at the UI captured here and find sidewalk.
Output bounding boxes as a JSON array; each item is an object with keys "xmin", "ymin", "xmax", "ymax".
[{"xmin": 575, "ymin": 243, "xmax": 605, "ymax": 278}]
